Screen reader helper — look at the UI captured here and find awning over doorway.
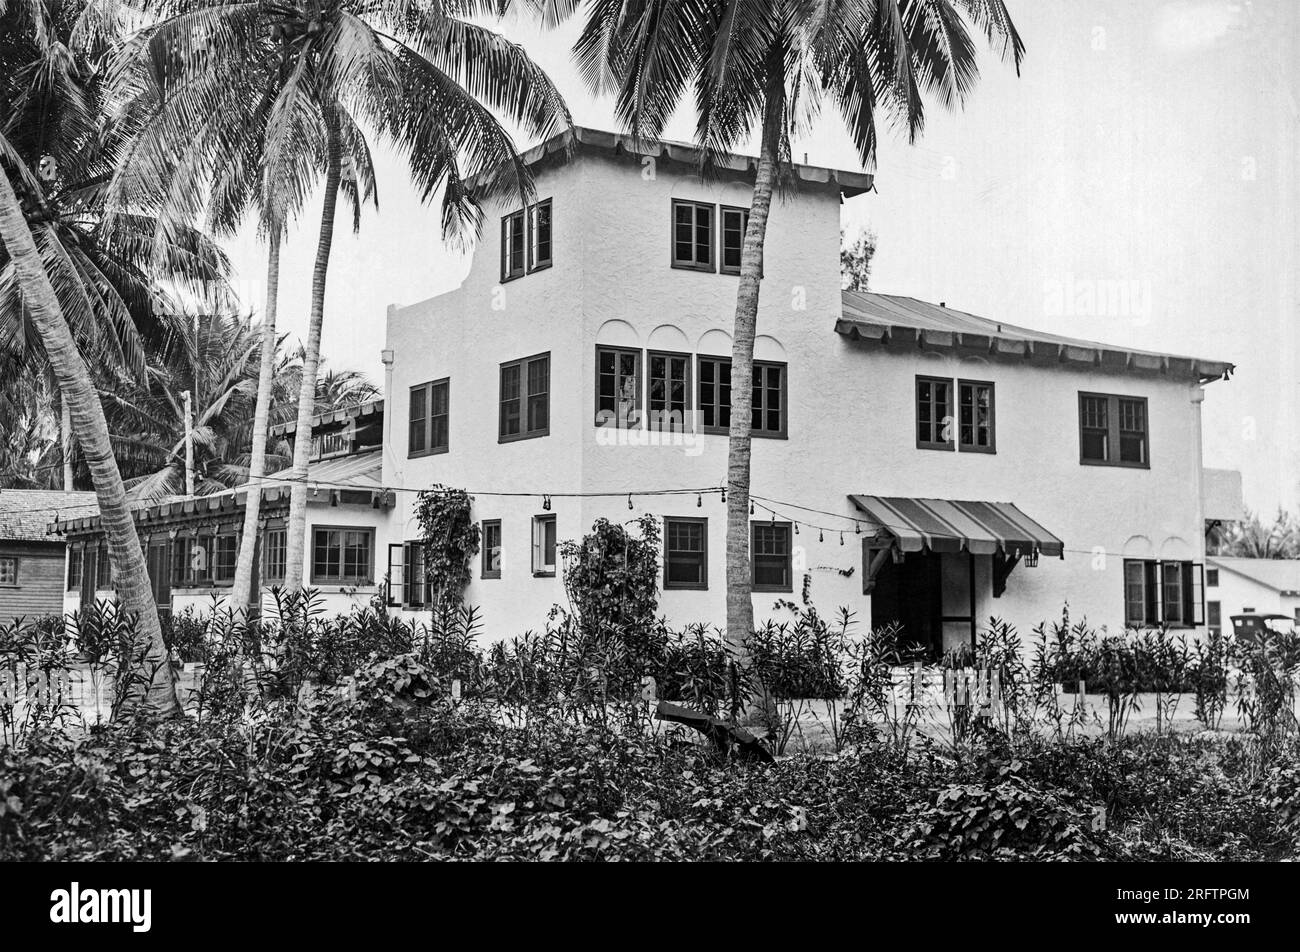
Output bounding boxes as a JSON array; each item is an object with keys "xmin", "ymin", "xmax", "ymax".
[{"xmin": 848, "ymin": 495, "xmax": 1064, "ymax": 558}]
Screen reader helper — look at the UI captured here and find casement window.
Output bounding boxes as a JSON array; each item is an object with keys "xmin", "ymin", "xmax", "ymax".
[
  {"xmin": 385, "ymin": 542, "xmax": 429, "ymax": 608},
  {"xmin": 664, "ymin": 517, "xmax": 707, "ymax": 590},
  {"xmin": 721, "ymin": 206, "xmax": 750, "ymax": 275},
  {"xmin": 1123, "ymin": 559, "xmax": 1203, "ymax": 628},
  {"xmin": 957, "ymin": 380, "xmax": 995, "ymax": 452},
  {"xmin": 1206, "ymin": 568, "xmax": 1219, "ymax": 587},
  {"xmin": 1080, "ymin": 392, "xmax": 1149, "ymax": 467},
  {"xmin": 916, "ymin": 376, "xmax": 954, "ymax": 450},
  {"xmin": 0, "ymin": 556, "xmax": 17, "ymax": 586},
  {"xmin": 698, "ymin": 357, "xmax": 787, "ymax": 437},
  {"xmin": 595, "ymin": 347, "xmax": 641, "ymax": 428},
  {"xmin": 499, "ymin": 353, "xmax": 550, "ymax": 442},
  {"xmin": 751, "ymin": 522, "xmax": 793, "ymax": 592},
  {"xmin": 672, "ymin": 200, "xmax": 715, "ymax": 271},
  {"xmin": 67, "ymin": 544, "xmax": 82, "ymax": 591},
  {"xmin": 532, "ymin": 514, "xmax": 557, "ymax": 577},
  {"xmin": 501, "ymin": 209, "xmax": 525, "ymax": 280},
  {"xmin": 213, "ymin": 533, "xmax": 237, "ymax": 585},
  {"xmin": 648, "ymin": 351, "xmax": 691, "ymax": 433},
  {"xmin": 502, "ymin": 199, "xmax": 552, "ymax": 281},
  {"xmin": 1207, "ymin": 601, "xmax": 1222, "ymax": 636},
  {"xmin": 172, "ymin": 536, "xmax": 212, "ymax": 587},
  {"xmin": 311, "ymin": 527, "xmax": 374, "ymax": 586},
  {"xmin": 262, "ymin": 528, "xmax": 287, "ymax": 582},
  {"xmin": 481, "ymin": 520, "xmax": 502, "ymax": 579},
  {"xmin": 528, "ymin": 199, "xmax": 552, "ymax": 271},
  {"xmin": 409, "ymin": 378, "xmax": 449, "ymax": 457},
  {"xmin": 96, "ymin": 541, "xmax": 112, "ymax": 589}
]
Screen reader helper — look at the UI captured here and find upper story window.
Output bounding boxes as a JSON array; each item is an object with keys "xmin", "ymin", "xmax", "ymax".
[
  {"xmin": 409, "ymin": 378, "xmax": 449, "ymax": 458},
  {"xmin": 1080, "ymin": 392, "xmax": 1148, "ymax": 467},
  {"xmin": 958, "ymin": 380, "xmax": 995, "ymax": 452},
  {"xmin": 698, "ymin": 356, "xmax": 786, "ymax": 438},
  {"xmin": 311, "ymin": 526, "xmax": 374, "ymax": 586},
  {"xmin": 595, "ymin": 346, "xmax": 641, "ymax": 428},
  {"xmin": 916, "ymin": 376, "xmax": 954, "ymax": 450},
  {"xmin": 672, "ymin": 200, "xmax": 714, "ymax": 271},
  {"xmin": 720, "ymin": 206, "xmax": 749, "ymax": 275},
  {"xmin": 649, "ymin": 351, "xmax": 691, "ymax": 433},
  {"xmin": 1206, "ymin": 568, "xmax": 1219, "ymax": 587},
  {"xmin": 751, "ymin": 521, "xmax": 793, "ymax": 592},
  {"xmin": 664, "ymin": 517, "xmax": 707, "ymax": 590},
  {"xmin": 501, "ymin": 199, "xmax": 552, "ymax": 281},
  {"xmin": 1124, "ymin": 559, "xmax": 1202, "ymax": 628},
  {"xmin": 500, "ymin": 353, "xmax": 550, "ymax": 442},
  {"xmin": 532, "ymin": 514, "xmax": 557, "ymax": 576}
]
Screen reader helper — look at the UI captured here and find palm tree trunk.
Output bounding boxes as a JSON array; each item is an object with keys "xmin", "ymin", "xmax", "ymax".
[
  {"xmin": 230, "ymin": 229, "xmax": 282, "ymax": 613},
  {"xmin": 725, "ymin": 81, "xmax": 783, "ymax": 726},
  {"xmin": 0, "ymin": 168, "xmax": 180, "ymax": 718},
  {"xmin": 283, "ymin": 116, "xmax": 342, "ymax": 591}
]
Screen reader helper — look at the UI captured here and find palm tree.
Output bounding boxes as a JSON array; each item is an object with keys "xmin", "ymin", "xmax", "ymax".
[
  {"xmin": 1218, "ymin": 509, "xmax": 1300, "ymax": 560},
  {"xmin": 570, "ymin": 0, "xmax": 1023, "ymax": 691},
  {"xmin": 129, "ymin": 0, "xmax": 570, "ymax": 593}
]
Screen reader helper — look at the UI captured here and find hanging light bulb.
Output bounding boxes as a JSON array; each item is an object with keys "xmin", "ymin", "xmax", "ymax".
[
  {"xmin": 720, "ymin": 486, "xmax": 726, "ymax": 503},
  {"xmin": 818, "ymin": 528, "xmax": 824, "ymax": 543},
  {"xmin": 696, "ymin": 493, "xmax": 702, "ymax": 508},
  {"xmin": 840, "ymin": 532, "xmax": 845, "ymax": 546},
  {"xmin": 749, "ymin": 499, "xmax": 754, "ymax": 515},
  {"xmin": 854, "ymin": 522, "xmax": 862, "ymax": 535},
  {"xmin": 794, "ymin": 523, "xmax": 800, "ymax": 535},
  {"xmin": 627, "ymin": 493, "xmax": 634, "ymax": 510}
]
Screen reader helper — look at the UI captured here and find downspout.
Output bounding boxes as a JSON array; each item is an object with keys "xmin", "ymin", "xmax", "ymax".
[
  {"xmin": 1191, "ymin": 384, "xmax": 1207, "ymax": 628},
  {"xmin": 380, "ymin": 337, "xmax": 397, "ymax": 487}
]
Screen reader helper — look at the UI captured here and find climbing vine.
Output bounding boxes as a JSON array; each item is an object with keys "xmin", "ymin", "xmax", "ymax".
[
  {"xmin": 560, "ymin": 515, "xmax": 661, "ymax": 640},
  {"xmin": 412, "ymin": 485, "xmax": 480, "ymax": 611}
]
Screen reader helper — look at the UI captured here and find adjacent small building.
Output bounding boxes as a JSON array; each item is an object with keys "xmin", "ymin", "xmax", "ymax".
[
  {"xmin": 0, "ymin": 489, "xmax": 97, "ymax": 622},
  {"xmin": 1204, "ymin": 557, "xmax": 1300, "ymax": 634}
]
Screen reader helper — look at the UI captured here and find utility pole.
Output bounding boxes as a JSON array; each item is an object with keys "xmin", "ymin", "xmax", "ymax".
[{"xmin": 181, "ymin": 389, "xmax": 195, "ymax": 496}]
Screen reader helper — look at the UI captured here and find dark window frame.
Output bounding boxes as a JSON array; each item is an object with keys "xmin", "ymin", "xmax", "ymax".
[
  {"xmin": 720, "ymin": 205, "xmax": 750, "ymax": 276},
  {"xmin": 0, "ymin": 555, "xmax": 18, "ymax": 587},
  {"xmin": 663, "ymin": 516, "xmax": 708, "ymax": 590},
  {"xmin": 409, "ymin": 378, "xmax": 450, "ymax": 458},
  {"xmin": 957, "ymin": 379, "xmax": 996, "ymax": 453},
  {"xmin": 67, "ymin": 543, "xmax": 83, "ymax": 591},
  {"xmin": 531, "ymin": 513, "xmax": 557, "ymax": 577},
  {"xmin": 751, "ymin": 521, "xmax": 794, "ymax": 593},
  {"xmin": 212, "ymin": 531, "xmax": 237, "ymax": 586},
  {"xmin": 1122, "ymin": 558, "xmax": 1203, "ymax": 629},
  {"xmin": 261, "ymin": 526, "xmax": 287, "ymax": 583},
  {"xmin": 594, "ymin": 345, "xmax": 642, "ymax": 429},
  {"xmin": 309, "ymin": 525, "xmax": 376, "ymax": 587},
  {"xmin": 698, "ymin": 355, "xmax": 787, "ymax": 438},
  {"xmin": 916, "ymin": 375, "xmax": 955, "ymax": 451},
  {"xmin": 1206, "ymin": 568, "xmax": 1219, "ymax": 587},
  {"xmin": 1079, "ymin": 392, "xmax": 1150, "ymax": 469},
  {"xmin": 481, "ymin": 519, "xmax": 502, "ymax": 580},
  {"xmin": 527, "ymin": 198, "xmax": 552, "ymax": 273},
  {"xmin": 499, "ymin": 352, "xmax": 551, "ymax": 443},
  {"xmin": 648, "ymin": 350, "xmax": 693, "ymax": 434},
  {"xmin": 500, "ymin": 208, "xmax": 525, "ymax": 282},
  {"xmin": 671, "ymin": 199, "xmax": 716, "ymax": 272}
]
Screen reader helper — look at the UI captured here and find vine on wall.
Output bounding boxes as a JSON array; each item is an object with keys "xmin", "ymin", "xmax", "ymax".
[
  {"xmin": 560, "ymin": 515, "xmax": 661, "ymax": 640},
  {"xmin": 412, "ymin": 485, "xmax": 480, "ymax": 611}
]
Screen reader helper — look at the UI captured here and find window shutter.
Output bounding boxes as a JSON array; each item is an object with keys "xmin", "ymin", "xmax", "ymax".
[
  {"xmin": 1187, "ymin": 562, "xmax": 1204, "ymax": 626},
  {"xmin": 1144, "ymin": 560, "xmax": 1160, "ymax": 625},
  {"xmin": 386, "ymin": 544, "xmax": 404, "ymax": 607}
]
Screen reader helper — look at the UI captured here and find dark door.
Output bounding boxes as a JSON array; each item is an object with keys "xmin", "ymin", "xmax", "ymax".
[
  {"xmin": 80, "ymin": 545, "xmax": 96, "ymax": 605},
  {"xmin": 870, "ymin": 550, "xmax": 943, "ymax": 659},
  {"xmin": 146, "ymin": 540, "xmax": 172, "ymax": 619}
]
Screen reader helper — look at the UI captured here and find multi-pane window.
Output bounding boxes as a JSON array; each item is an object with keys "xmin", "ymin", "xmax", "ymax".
[
  {"xmin": 916, "ymin": 376, "xmax": 954, "ymax": 449},
  {"xmin": 532, "ymin": 514, "xmax": 557, "ymax": 576},
  {"xmin": 499, "ymin": 353, "xmax": 550, "ymax": 442},
  {"xmin": 213, "ymin": 534, "xmax": 237, "ymax": 585},
  {"xmin": 721, "ymin": 206, "xmax": 750, "ymax": 275},
  {"xmin": 698, "ymin": 357, "xmax": 786, "ymax": 437},
  {"xmin": 595, "ymin": 347, "xmax": 641, "ymax": 428},
  {"xmin": 96, "ymin": 541, "xmax": 112, "ymax": 589},
  {"xmin": 664, "ymin": 517, "xmax": 707, "ymax": 590},
  {"xmin": 752, "ymin": 522, "xmax": 793, "ymax": 592},
  {"xmin": 1080, "ymin": 393, "xmax": 1149, "ymax": 467},
  {"xmin": 409, "ymin": 379, "xmax": 449, "ymax": 457},
  {"xmin": 172, "ymin": 536, "xmax": 212, "ymax": 587},
  {"xmin": 481, "ymin": 520, "xmax": 502, "ymax": 579},
  {"xmin": 672, "ymin": 200, "xmax": 714, "ymax": 271},
  {"xmin": 311, "ymin": 527, "xmax": 374, "ymax": 585},
  {"xmin": 1123, "ymin": 559, "xmax": 1202, "ymax": 628},
  {"xmin": 528, "ymin": 200, "xmax": 552, "ymax": 271},
  {"xmin": 0, "ymin": 556, "xmax": 17, "ymax": 585},
  {"xmin": 649, "ymin": 351, "xmax": 691, "ymax": 433},
  {"xmin": 67, "ymin": 544, "xmax": 82, "ymax": 591},
  {"xmin": 958, "ymin": 380, "xmax": 995, "ymax": 452},
  {"xmin": 501, "ymin": 209, "xmax": 525, "ymax": 280},
  {"xmin": 1207, "ymin": 600, "xmax": 1222, "ymax": 636},
  {"xmin": 262, "ymin": 528, "xmax": 287, "ymax": 582},
  {"xmin": 403, "ymin": 541, "xmax": 428, "ymax": 608}
]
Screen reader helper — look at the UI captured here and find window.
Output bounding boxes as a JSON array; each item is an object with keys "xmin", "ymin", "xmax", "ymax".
[
  {"xmin": 262, "ymin": 528, "xmax": 286, "ymax": 582},
  {"xmin": 501, "ymin": 208, "xmax": 525, "ymax": 281},
  {"xmin": 957, "ymin": 380, "xmax": 995, "ymax": 452},
  {"xmin": 1122, "ymin": 559, "xmax": 1203, "ymax": 628},
  {"xmin": 403, "ymin": 541, "xmax": 428, "ymax": 608},
  {"xmin": 481, "ymin": 520, "xmax": 502, "ymax": 579},
  {"xmin": 0, "ymin": 556, "xmax": 17, "ymax": 586},
  {"xmin": 698, "ymin": 357, "xmax": 786, "ymax": 437},
  {"xmin": 172, "ymin": 535, "xmax": 212, "ymax": 587},
  {"xmin": 311, "ymin": 527, "xmax": 374, "ymax": 585},
  {"xmin": 648, "ymin": 351, "xmax": 691, "ymax": 433},
  {"xmin": 500, "ymin": 353, "xmax": 550, "ymax": 442},
  {"xmin": 672, "ymin": 200, "xmax": 714, "ymax": 271},
  {"xmin": 532, "ymin": 514, "xmax": 557, "ymax": 576},
  {"xmin": 1207, "ymin": 600, "xmax": 1222, "ymax": 635},
  {"xmin": 96, "ymin": 541, "xmax": 112, "ymax": 589},
  {"xmin": 595, "ymin": 347, "xmax": 641, "ymax": 428},
  {"xmin": 916, "ymin": 376, "xmax": 954, "ymax": 450},
  {"xmin": 1206, "ymin": 568, "xmax": 1219, "ymax": 587},
  {"xmin": 67, "ymin": 544, "xmax": 82, "ymax": 591},
  {"xmin": 721, "ymin": 206, "xmax": 749, "ymax": 275},
  {"xmin": 752, "ymin": 522, "xmax": 793, "ymax": 592},
  {"xmin": 528, "ymin": 199, "xmax": 552, "ymax": 271},
  {"xmin": 213, "ymin": 533, "xmax": 237, "ymax": 585},
  {"xmin": 409, "ymin": 379, "xmax": 449, "ymax": 457},
  {"xmin": 1080, "ymin": 393, "xmax": 1149, "ymax": 467},
  {"xmin": 664, "ymin": 517, "xmax": 707, "ymax": 590}
]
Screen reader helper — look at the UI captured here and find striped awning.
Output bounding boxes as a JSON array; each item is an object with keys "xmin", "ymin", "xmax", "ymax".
[{"xmin": 848, "ymin": 496, "xmax": 1064, "ymax": 558}]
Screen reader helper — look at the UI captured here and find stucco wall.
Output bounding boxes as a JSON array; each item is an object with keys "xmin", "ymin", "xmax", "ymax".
[{"xmin": 1209, "ymin": 568, "xmax": 1300, "ymax": 626}]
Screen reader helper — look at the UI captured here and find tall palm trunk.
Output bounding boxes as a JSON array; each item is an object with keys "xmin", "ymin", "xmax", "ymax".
[
  {"xmin": 0, "ymin": 169, "xmax": 180, "ymax": 718},
  {"xmin": 230, "ymin": 229, "xmax": 282, "ymax": 613},
  {"xmin": 725, "ymin": 79, "xmax": 783, "ymax": 724},
  {"xmin": 283, "ymin": 117, "xmax": 342, "ymax": 591}
]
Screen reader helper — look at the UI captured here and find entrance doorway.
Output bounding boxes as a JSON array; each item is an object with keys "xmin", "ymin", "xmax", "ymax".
[{"xmin": 867, "ymin": 549, "xmax": 976, "ymax": 660}]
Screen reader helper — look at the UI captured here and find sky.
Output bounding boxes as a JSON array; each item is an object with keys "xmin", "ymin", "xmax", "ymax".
[{"xmin": 221, "ymin": 0, "xmax": 1300, "ymax": 515}]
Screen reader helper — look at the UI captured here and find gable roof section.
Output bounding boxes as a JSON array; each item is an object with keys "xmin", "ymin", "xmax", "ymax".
[
  {"xmin": 837, "ymin": 292, "xmax": 1234, "ymax": 383},
  {"xmin": 1207, "ymin": 557, "xmax": 1300, "ymax": 596},
  {"xmin": 0, "ymin": 490, "xmax": 97, "ymax": 542}
]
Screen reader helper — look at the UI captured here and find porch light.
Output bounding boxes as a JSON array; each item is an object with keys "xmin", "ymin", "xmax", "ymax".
[{"xmin": 1024, "ymin": 548, "xmax": 1039, "ymax": 568}]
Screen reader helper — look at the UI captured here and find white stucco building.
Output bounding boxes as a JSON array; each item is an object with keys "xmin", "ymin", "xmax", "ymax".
[
  {"xmin": 1205, "ymin": 557, "xmax": 1300, "ymax": 635},
  {"xmin": 58, "ymin": 128, "xmax": 1236, "ymax": 656}
]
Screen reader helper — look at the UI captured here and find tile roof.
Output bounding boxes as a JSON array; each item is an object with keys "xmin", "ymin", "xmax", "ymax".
[
  {"xmin": 268, "ymin": 399, "xmax": 384, "ymax": 440},
  {"xmin": 1207, "ymin": 557, "xmax": 1300, "ymax": 595},
  {"xmin": 838, "ymin": 292, "xmax": 1235, "ymax": 382},
  {"xmin": 0, "ymin": 490, "xmax": 97, "ymax": 542}
]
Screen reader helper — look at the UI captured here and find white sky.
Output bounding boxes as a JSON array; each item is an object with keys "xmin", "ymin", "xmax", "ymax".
[{"xmin": 221, "ymin": 0, "xmax": 1300, "ymax": 514}]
